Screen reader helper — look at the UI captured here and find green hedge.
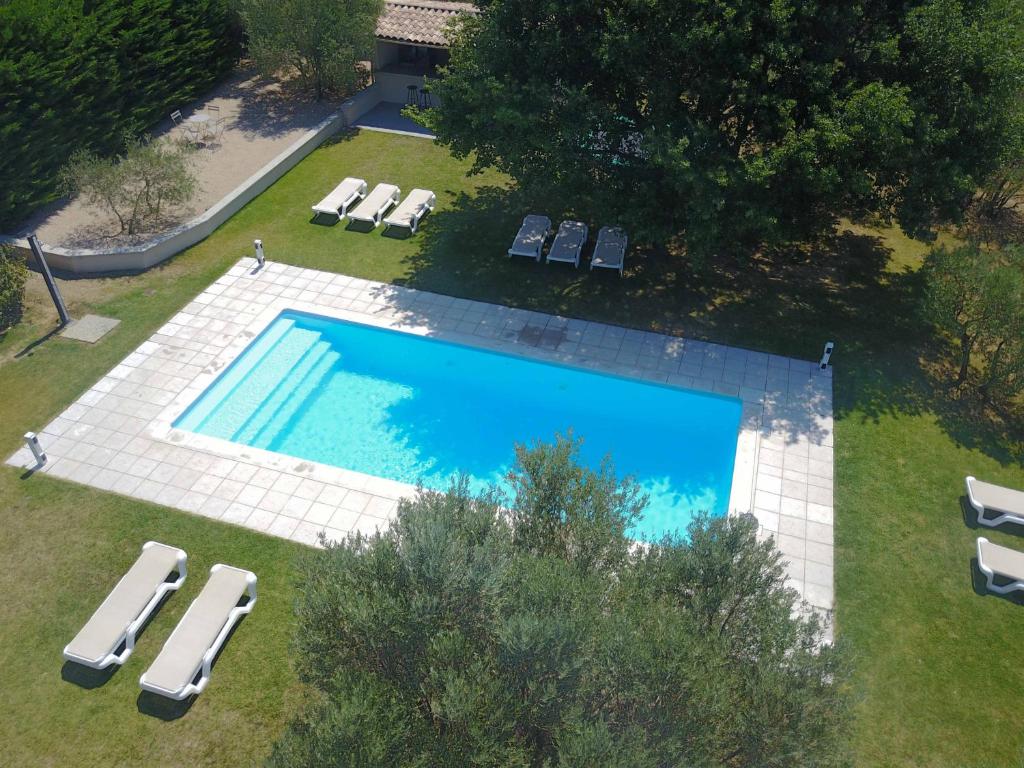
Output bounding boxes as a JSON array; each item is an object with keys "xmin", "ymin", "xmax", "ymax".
[{"xmin": 0, "ymin": 0, "xmax": 240, "ymax": 230}]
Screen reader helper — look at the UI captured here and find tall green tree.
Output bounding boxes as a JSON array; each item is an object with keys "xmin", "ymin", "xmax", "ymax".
[
  {"xmin": 423, "ymin": 0, "xmax": 1024, "ymax": 258},
  {"xmin": 922, "ymin": 242, "xmax": 1024, "ymax": 402},
  {"xmin": 269, "ymin": 437, "xmax": 849, "ymax": 767},
  {"xmin": 239, "ymin": 0, "xmax": 382, "ymax": 100},
  {"xmin": 0, "ymin": 0, "xmax": 239, "ymax": 229}
]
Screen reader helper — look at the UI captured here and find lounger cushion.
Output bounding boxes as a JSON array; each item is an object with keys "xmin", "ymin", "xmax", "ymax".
[
  {"xmin": 508, "ymin": 215, "xmax": 551, "ymax": 256},
  {"xmin": 66, "ymin": 544, "xmax": 182, "ymax": 665},
  {"xmin": 978, "ymin": 538, "xmax": 1024, "ymax": 581},
  {"xmin": 313, "ymin": 178, "xmax": 365, "ymax": 214},
  {"xmin": 591, "ymin": 227, "xmax": 627, "ymax": 267},
  {"xmin": 384, "ymin": 189, "xmax": 434, "ymax": 228},
  {"xmin": 350, "ymin": 184, "xmax": 399, "ymax": 220},
  {"xmin": 971, "ymin": 479, "xmax": 1024, "ymax": 516},
  {"xmin": 142, "ymin": 567, "xmax": 250, "ymax": 694}
]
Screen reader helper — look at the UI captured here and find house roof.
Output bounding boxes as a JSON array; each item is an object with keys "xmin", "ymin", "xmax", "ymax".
[{"xmin": 376, "ymin": 1, "xmax": 478, "ymax": 47}]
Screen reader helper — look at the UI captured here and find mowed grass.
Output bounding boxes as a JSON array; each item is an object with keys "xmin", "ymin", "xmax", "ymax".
[{"xmin": 1, "ymin": 128, "xmax": 1022, "ymax": 766}]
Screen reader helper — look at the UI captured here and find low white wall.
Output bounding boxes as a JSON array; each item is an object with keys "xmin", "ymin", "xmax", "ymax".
[{"xmin": 2, "ymin": 107, "xmax": 349, "ymax": 275}]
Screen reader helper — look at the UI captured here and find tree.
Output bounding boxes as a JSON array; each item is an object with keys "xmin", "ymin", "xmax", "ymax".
[
  {"xmin": 59, "ymin": 134, "xmax": 196, "ymax": 236},
  {"xmin": 269, "ymin": 436, "xmax": 850, "ymax": 767},
  {"xmin": 922, "ymin": 243, "xmax": 1024, "ymax": 402},
  {"xmin": 238, "ymin": 0, "xmax": 381, "ymax": 100},
  {"xmin": 0, "ymin": 244, "xmax": 28, "ymax": 332},
  {"xmin": 422, "ymin": 0, "xmax": 1024, "ymax": 259}
]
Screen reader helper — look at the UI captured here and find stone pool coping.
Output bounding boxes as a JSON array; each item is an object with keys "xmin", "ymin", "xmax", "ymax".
[{"xmin": 7, "ymin": 259, "xmax": 835, "ymax": 613}]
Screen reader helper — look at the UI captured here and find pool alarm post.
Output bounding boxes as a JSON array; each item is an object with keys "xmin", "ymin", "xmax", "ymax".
[{"xmin": 819, "ymin": 341, "xmax": 835, "ymax": 370}]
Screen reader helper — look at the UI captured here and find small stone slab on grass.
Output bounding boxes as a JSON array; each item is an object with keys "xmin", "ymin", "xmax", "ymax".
[{"xmin": 60, "ymin": 314, "xmax": 120, "ymax": 343}]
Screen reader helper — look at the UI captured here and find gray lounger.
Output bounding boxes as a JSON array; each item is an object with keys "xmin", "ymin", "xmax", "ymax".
[
  {"xmin": 507, "ymin": 215, "xmax": 552, "ymax": 261},
  {"xmin": 139, "ymin": 564, "xmax": 257, "ymax": 700},
  {"xmin": 590, "ymin": 226, "xmax": 628, "ymax": 275},
  {"xmin": 63, "ymin": 541, "xmax": 187, "ymax": 669},
  {"xmin": 311, "ymin": 177, "xmax": 367, "ymax": 221},
  {"xmin": 966, "ymin": 476, "xmax": 1024, "ymax": 528},
  {"xmin": 976, "ymin": 537, "xmax": 1024, "ymax": 594},
  {"xmin": 383, "ymin": 188, "xmax": 436, "ymax": 233},
  {"xmin": 347, "ymin": 183, "xmax": 400, "ymax": 228},
  {"xmin": 547, "ymin": 220, "xmax": 588, "ymax": 267}
]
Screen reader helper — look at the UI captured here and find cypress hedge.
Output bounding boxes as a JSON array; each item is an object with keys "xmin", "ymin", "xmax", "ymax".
[{"xmin": 0, "ymin": 0, "xmax": 240, "ymax": 230}]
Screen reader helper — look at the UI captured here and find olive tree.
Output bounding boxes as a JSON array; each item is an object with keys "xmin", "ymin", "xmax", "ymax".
[
  {"xmin": 269, "ymin": 437, "xmax": 849, "ymax": 768},
  {"xmin": 239, "ymin": 0, "xmax": 382, "ymax": 100},
  {"xmin": 59, "ymin": 134, "xmax": 196, "ymax": 236},
  {"xmin": 922, "ymin": 243, "xmax": 1024, "ymax": 402}
]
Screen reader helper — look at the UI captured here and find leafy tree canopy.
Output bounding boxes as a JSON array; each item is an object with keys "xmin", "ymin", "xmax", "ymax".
[
  {"xmin": 239, "ymin": 0, "xmax": 382, "ymax": 100},
  {"xmin": 270, "ymin": 437, "xmax": 849, "ymax": 767},
  {"xmin": 922, "ymin": 242, "xmax": 1024, "ymax": 402},
  {"xmin": 424, "ymin": 0, "xmax": 1024, "ymax": 258}
]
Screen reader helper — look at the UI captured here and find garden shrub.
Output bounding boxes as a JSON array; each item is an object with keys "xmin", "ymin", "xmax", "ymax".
[
  {"xmin": 0, "ymin": 244, "xmax": 29, "ymax": 332},
  {"xmin": 269, "ymin": 436, "xmax": 850, "ymax": 768},
  {"xmin": 0, "ymin": 0, "xmax": 239, "ymax": 229}
]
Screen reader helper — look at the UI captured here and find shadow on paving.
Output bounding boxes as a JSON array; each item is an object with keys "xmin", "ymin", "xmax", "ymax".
[{"xmin": 387, "ymin": 184, "xmax": 1023, "ymax": 464}]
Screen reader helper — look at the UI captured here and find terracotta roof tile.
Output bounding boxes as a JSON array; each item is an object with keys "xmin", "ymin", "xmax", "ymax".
[{"xmin": 376, "ymin": 1, "xmax": 478, "ymax": 47}]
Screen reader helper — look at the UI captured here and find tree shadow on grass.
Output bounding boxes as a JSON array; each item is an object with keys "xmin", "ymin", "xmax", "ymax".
[{"xmin": 391, "ymin": 183, "xmax": 1022, "ymax": 463}]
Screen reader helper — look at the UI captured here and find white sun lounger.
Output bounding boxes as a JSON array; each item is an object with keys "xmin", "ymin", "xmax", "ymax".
[
  {"xmin": 966, "ymin": 476, "xmax": 1024, "ymax": 528},
  {"xmin": 63, "ymin": 541, "xmax": 187, "ymax": 669},
  {"xmin": 590, "ymin": 226, "xmax": 628, "ymax": 275},
  {"xmin": 507, "ymin": 215, "xmax": 551, "ymax": 261},
  {"xmin": 139, "ymin": 564, "xmax": 257, "ymax": 700},
  {"xmin": 383, "ymin": 188, "xmax": 436, "ymax": 233},
  {"xmin": 547, "ymin": 220, "xmax": 588, "ymax": 267},
  {"xmin": 347, "ymin": 183, "xmax": 400, "ymax": 228},
  {"xmin": 976, "ymin": 537, "xmax": 1024, "ymax": 594},
  {"xmin": 311, "ymin": 177, "xmax": 367, "ymax": 221}
]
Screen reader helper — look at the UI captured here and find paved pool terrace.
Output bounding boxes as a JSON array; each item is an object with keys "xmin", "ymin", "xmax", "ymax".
[{"xmin": 7, "ymin": 259, "xmax": 835, "ymax": 618}]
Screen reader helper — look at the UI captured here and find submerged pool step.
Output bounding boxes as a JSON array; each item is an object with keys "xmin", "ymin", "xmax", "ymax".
[
  {"xmin": 176, "ymin": 317, "xmax": 295, "ymax": 432},
  {"xmin": 193, "ymin": 326, "xmax": 324, "ymax": 438},
  {"xmin": 233, "ymin": 340, "xmax": 338, "ymax": 446}
]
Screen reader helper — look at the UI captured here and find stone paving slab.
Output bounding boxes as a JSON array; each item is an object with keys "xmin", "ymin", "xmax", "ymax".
[
  {"xmin": 7, "ymin": 258, "xmax": 835, "ymax": 618},
  {"xmin": 60, "ymin": 314, "xmax": 121, "ymax": 343}
]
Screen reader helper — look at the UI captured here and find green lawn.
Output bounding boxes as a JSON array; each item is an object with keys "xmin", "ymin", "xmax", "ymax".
[{"xmin": 1, "ymin": 128, "xmax": 1022, "ymax": 766}]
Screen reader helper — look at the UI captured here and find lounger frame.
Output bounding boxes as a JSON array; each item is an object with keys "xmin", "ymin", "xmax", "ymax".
[
  {"xmin": 507, "ymin": 215, "xmax": 552, "ymax": 261},
  {"xmin": 976, "ymin": 537, "xmax": 1024, "ymax": 595},
  {"xmin": 590, "ymin": 226, "xmax": 628, "ymax": 276},
  {"xmin": 139, "ymin": 564, "xmax": 257, "ymax": 700},
  {"xmin": 547, "ymin": 221, "xmax": 588, "ymax": 268},
  {"xmin": 311, "ymin": 178, "xmax": 367, "ymax": 221},
  {"xmin": 966, "ymin": 475, "xmax": 1024, "ymax": 528},
  {"xmin": 348, "ymin": 184, "xmax": 400, "ymax": 228},
  {"xmin": 62, "ymin": 541, "xmax": 187, "ymax": 669},
  {"xmin": 383, "ymin": 189, "xmax": 436, "ymax": 234}
]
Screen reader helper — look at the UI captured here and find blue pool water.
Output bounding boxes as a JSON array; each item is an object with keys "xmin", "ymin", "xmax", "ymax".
[{"xmin": 175, "ymin": 310, "xmax": 742, "ymax": 540}]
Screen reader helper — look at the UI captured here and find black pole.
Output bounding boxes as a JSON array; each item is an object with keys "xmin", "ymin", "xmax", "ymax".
[{"xmin": 27, "ymin": 234, "xmax": 71, "ymax": 326}]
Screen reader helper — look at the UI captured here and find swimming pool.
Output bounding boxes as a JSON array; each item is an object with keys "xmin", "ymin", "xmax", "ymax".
[{"xmin": 175, "ymin": 310, "xmax": 742, "ymax": 540}]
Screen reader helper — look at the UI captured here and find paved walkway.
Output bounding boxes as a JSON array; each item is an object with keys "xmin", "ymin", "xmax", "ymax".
[
  {"xmin": 354, "ymin": 101, "xmax": 435, "ymax": 138},
  {"xmin": 7, "ymin": 260, "xmax": 835, "ymax": 619},
  {"xmin": 15, "ymin": 70, "xmax": 342, "ymax": 248}
]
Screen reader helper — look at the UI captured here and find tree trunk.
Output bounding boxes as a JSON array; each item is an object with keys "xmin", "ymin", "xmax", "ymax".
[{"xmin": 956, "ymin": 333, "xmax": 974, "ymax": 389}]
